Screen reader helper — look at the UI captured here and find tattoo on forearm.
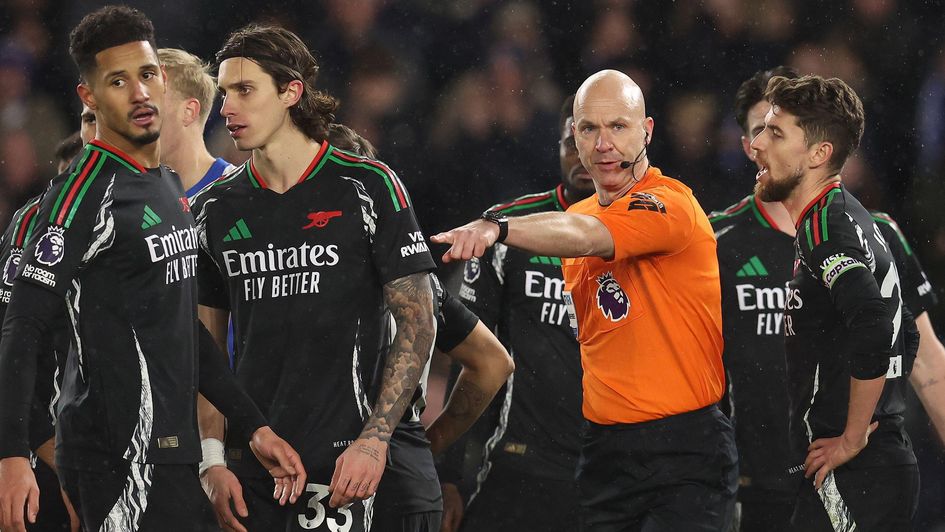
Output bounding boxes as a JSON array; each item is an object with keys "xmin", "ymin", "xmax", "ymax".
[
  {"xmin": 917, "ymin": 377, "xmax": 940, "ymax": 390},
  {"xmin": 444, "ymin": 380, "xmax": 488, "ymax": 422},
  {"xmin": 360, "ymin": 273, "xmax": 434, "ymax": 443}
]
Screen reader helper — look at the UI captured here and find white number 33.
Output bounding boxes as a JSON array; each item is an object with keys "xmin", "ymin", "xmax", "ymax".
[{"xmin": 298, "ymin": 483, "xmax": 354, "ymax": 531}]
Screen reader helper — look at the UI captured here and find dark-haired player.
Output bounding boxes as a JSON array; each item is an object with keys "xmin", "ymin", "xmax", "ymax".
[
  {"xmin": 716, "ymin": 67, "xmax": 945, "ymax": 531},
  {"xmin": 194, "ymin": 25, "xmax": 436, "ymax": 531},
  {"xmin": 0, "ymin": 132, "xmax": 84, "ymax": 532},
  {"xmin": 55, "ymin": 132, "xmax": 84, "ymax": 174},
  {"xmin": 439, "ymin": 94, "xmax": 594, "ymax": 532},
  {"xmin": 751, "ymin": 75, "xmax": 919, "ymax": 530},
  {"xmin": 0, "ymin": 7, "xmax": 304, "ymax": 531},
  {"xmin": 326, "ymin": 123, "xmax": 515, "ymax": 532}
]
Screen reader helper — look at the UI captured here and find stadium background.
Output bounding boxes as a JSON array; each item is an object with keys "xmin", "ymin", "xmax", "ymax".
[{"xmin": 1, "ymin": 0, "xmax": 944, "ymax": 529}]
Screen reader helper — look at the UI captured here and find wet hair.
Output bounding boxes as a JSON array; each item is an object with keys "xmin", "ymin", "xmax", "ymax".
[
  {"xmin": 733, "ymin": 66, "xmax": 798, "ymax": 134},
  {"xmin": 55, "ymin": 131, "xmax": 84, "ymax": 167},
  {"xmin": 159, "ymin": 48, "xmax": 217, "ymax": 123},
  {"xmin": 328, "ymin": 123, "xmax": 377, "ymax": 159},
  {"xmin": 765, "ymin": 75, "xmax": 865, "ymax": 174},
  {"xmin": 69, "ymin": 6, "xmax": 156, "ymax": 80},
  {"xmin": 559, "ymin": 94, "xmax": 575, "ymax": 134},
  {"xmin": 216, "ymin": 24, "xmax": 338, "ymax": 142}
]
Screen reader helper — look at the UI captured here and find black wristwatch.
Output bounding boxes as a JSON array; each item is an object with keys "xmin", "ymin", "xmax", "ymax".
[{"xmin": 480, "ymin": 210, "xmax": 509, "ymax": 243}]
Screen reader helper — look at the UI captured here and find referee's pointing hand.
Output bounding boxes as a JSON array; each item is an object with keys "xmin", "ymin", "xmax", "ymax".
[{"xmin": 431, "ymin": 219, "xmax": 499, "ymax": 263}]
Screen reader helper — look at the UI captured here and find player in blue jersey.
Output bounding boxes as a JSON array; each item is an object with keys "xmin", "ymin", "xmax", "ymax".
[{"xmin": 157, "ymin": 48, "xmax": 236, "ymax": 199}]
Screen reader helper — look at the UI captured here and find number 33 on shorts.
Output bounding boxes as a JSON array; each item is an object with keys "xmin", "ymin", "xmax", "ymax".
[{"xmin": 297, "ymin": 483, "xmax": 373, "ymax": 531}]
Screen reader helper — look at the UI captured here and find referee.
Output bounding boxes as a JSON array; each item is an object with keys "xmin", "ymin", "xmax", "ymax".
[{"xmin": 432, "ymin": 69, "xmax": 737, "ymax": 531}]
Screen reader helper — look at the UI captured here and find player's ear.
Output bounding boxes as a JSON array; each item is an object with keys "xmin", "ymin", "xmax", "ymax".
[
  {"xmin": 183, "ymin": 98, "xmax": 200, "ymax": 127},
  {"xmin": 77, "ymin": 83, "xmax": 96, "ymax": 111},
  {"xmin": 281, "ymin": 79, "xmax": 303, "ymax": 108},
  {"xmin": 740, "ymin": 135, "xmax": 754, "ymax": 160},
  {"xmin": 808, "ymin": 141, "xmax": 833, "ymax": 170}
]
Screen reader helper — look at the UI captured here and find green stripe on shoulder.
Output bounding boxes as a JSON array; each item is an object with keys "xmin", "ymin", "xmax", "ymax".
[
  {"xmin": 872, "ymin": 213, "xmax": 913, "ymax": 256},
  {"xmin": 64, "ymin": 156, "xmax": 108, "ymax": 228},
  {"xmin": 49, "ymin": 148, "xmax": 95, "ymax": 224},
  {"xmin": 327, "ymin": 153, "xmax": 404, "ymax": 211}
]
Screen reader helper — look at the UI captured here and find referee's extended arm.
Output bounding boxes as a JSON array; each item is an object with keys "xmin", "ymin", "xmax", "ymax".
[{"xmin": 432, "ymin": 212, "xmax": 614, "ymax": 263}]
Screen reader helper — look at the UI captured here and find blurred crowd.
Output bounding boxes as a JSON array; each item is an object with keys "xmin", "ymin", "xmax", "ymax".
[{"xmin": 2, "ymin": 0, "xmax": 945, "ymax": 524}]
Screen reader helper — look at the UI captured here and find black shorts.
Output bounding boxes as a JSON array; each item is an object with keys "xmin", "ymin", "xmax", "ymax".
[
  {"xmin": 790, "ymin": 464, "xmax": 918, "ymax": 531},
  {"xmin": 577, "ymin": 404, "xmax": 738, "ymax": 532},
  {"xmin": 372, "ymin": 422, "xmax": 443, "ymax": 527},
  {"xmin": 370, "ymin": 510, "xmax": 441, "ymax": 532},
  {"xmin": 237, "ymin": 470, "xmax": 374, "ymax": 531},
  {"xmin": 734, "ymin": 498, "xmax": 794, "ymax": 532},
  {"xmin": 58, "ymin": 459, "xmax": 217, "ymax": 531},
  {"xmin": 29, "ymin": 458, "xmax": 69, "ymax": 532},
  {"xmin": 460, "ymin": 464, "xmax": 579, "ymax": 532}
]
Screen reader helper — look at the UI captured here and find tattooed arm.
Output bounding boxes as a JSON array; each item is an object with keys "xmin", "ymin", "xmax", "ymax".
[
  {"xmin": 427, "ymin": 321, "xmax": 513, "ymax": 455},
  {"xmin": 328, "ymin": 272, "xmax": 435, "ymax": 508},
  {"xmin": 910, "ymin": 312, "xmax": 945, "ymax": 445}
]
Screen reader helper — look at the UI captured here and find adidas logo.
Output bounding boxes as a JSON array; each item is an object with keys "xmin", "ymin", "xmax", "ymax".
[
  {"xmin": 529, "ymin": 255, "xmax": 562, "ymax": 266},
  {"xmin": 736, "ymin": 256, "xmax": 769, "ymax": 277},
  {"xmin": 223, "ymin": 219, "xmax": 252, "ymax": 242},
  {"xmin": 141, "ymin": 205, "xmax": 162, "ymax": 229}
]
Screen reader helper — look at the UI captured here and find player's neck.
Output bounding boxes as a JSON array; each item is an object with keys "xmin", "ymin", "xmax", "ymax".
[
  {"xmin": 162, "ymin": 133, "xmax": 215, "ymax": 192},
  {"xmin": 756, "ymin": 199, "xmax": 796, "ymax": 237},
  {"xmin": 96, "ymin": 130, "xmax": 159, "ymax": 168},
  {"xmin": 783, "ymin": 172, "xmax": 842, "ymax": 225},
  {"xmin": 251, "ymin": 127, "xmax": 322, "ymax": 194}
]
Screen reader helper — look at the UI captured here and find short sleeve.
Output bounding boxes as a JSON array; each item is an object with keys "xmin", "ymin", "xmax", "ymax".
[
  {"xmin": 591, "ymin": 185, "xmax": 696, "ymax": 261},
  {"xmin": 360, "ymin": 165, "xmax": 436, "ymax": 283},
  {"xmin": 431, "ymin": 273, "xmax": 478, "ymax": 352}
]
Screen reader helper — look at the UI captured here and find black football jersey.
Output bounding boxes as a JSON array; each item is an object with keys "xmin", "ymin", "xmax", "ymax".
[
  {"xmin": 786, "ymin": 183, "xmax": 919, "ymax": 470},
  {"xmin": 7, "ymin": 140, "xmax": 205, "ymax": 469},
  {"xmin": 192, "ymin": 142, "xmax": 435, "ymax": 478},
  {"xmin": 455, "ymin": 184, "xmax": 583, "ymax": 483},
  {"xmin": 871, "ymin": 212, "xmax": 937, "ymax": 316},
  {"xmin": 709, "ymin": 195, "xmax": 798, "ymax": 497}
]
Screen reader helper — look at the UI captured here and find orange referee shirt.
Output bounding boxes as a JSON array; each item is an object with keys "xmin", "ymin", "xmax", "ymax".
[{"xmin": 562, "ymin": 166, "xmax": 724, "ymax": 425}]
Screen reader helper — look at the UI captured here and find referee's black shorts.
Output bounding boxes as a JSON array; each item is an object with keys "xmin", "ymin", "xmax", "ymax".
[
  {"xmin": 58, "ymin": 459, "xmax": 217, "ymax": 531},
  {"xmin": 790, "ymin": 463, "xmax": 918, "ymax": 531},
  {"xmin": 460, "ymin": 463, "xmax": 579, "ymax": 532},
  {"xmin": 577, "ymin": 404, "xmax": 738, "ymax": 532}
]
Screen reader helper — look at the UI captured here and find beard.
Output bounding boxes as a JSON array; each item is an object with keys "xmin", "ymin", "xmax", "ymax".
[
  {"xmin": 754, "ymin": 168, "xmax": 803, "ymax": 202},
  {"xmin": 127, "ymin": 129, "xmax": 161, "ymax": 146}
]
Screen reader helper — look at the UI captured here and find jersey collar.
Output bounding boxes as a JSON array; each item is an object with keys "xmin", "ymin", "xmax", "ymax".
[
  {"xmin": 247, "ymin": 140, "xmax": 331, "ymax": 190},
  {"xmin": 795, "ymin": 182, "xmax": 842, "ymax": 229},
  {"xmin": 88, "ymin": 139, "xmax": 146, "ymax": 173},
  {"xmin": 751, "ymin": 195, "xmax": 777, "ymax": 229}
]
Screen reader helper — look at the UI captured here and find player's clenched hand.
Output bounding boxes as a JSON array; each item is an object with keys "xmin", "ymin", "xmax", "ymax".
[
  {"xmin": 201, "ymin": 465, "xmax": 249, "ymax": 532},
  {"xmin": 249, "ymin": 426, "xmax": 306, "ymax": 504},
  {"xmin": 0, "ymin": 457, "xmax": 39, "ymax": 532},
  {"xmin": 431, "ymin": 220, "xmax": 500, "ymax": 263},
  {"xmin": 440, "ymin": 483, "xmax": 465, "ymax": 532},
  {"xmin": 328, "ymin": 437, "xmax": 388, "ymax": 508},
  {"xmin": 804, "ymin": 421, "xmax": 878, "ymax": 490}
]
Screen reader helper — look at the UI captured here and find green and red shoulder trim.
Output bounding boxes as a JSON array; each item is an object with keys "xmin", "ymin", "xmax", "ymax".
[
  {"xmin": 798, "ymin": 182, "xmax": 842, "ymax": 251},
  {"xmin": 11, "ymin": 195, "xmax": 43, "ymax": 248},
  {"xmin": 48, "ymin": 140, "xmax": 144, "ymax": 228},
  {"xmin": 871, "ymin": 211, "xmax": 914, "ymax": 256},
  {"xmin": 491, "ymin": 186, "xmax": 563, "ymax": 215}
]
